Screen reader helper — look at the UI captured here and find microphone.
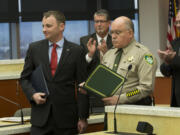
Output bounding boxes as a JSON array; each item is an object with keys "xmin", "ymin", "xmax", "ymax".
[
  {"xmin": 0, "ymin": 81, "xmax": 24, "ymax": 127},
  {"xmin": 107, "ymin": 64, "xmax": 132, "ymax": 134},
  {"xmin": 16, "ymin": 80, "xmax": 24, "ymax": 125}
]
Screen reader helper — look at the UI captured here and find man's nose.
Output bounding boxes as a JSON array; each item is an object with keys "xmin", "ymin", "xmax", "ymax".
[
  {"xmin": 111, "ymin": 34, "xmax": 116, "ymax": 39},
  {"xmin": 43, "ymin": 27, "xmax": 46, "ymax": 32}
]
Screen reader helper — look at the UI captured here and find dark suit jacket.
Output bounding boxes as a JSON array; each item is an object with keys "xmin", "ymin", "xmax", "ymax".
[
  {"xmin": 20, "ymin": 39, "xmax": 89, "ymax": 128},
  {"xmin": 80, "ymin": 33, "xmax": 113, "ymax": 75},
  {"xmin": 160, "ymin": 38, "xmax": 180, "ymax": 107},
  {"xmin": 80, "ymin": 33, "xmax": 112, "ymax": 114}
]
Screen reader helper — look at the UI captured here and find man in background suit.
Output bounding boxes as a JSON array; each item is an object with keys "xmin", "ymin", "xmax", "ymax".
[
  {"xmin": 80, "ymin": 9, "xmax": 113, "ymax": 75},
  {"xmin": 80, "ymin": 9, "xmax": 113, "ymax": 115},
  {"xmin": 158, "ymin": 11, "xmax": 180, "ymax": 107},
  {"xmin": 20, "ymin": 10, "xmax": 89, "ymax": 135},
  {"xmin": 80, "ymin": 9, "xmax": 113, "ymax": 130}
]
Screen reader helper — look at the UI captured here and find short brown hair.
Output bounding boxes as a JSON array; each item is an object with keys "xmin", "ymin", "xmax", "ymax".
[{"xmin": 43, "ymin": 10, "xmax": 66, "ymax": 24}]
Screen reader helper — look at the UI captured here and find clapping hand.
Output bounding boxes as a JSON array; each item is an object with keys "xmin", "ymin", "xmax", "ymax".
[
  {"xmin": 97, "ymin": 39, "xmax": 108, "ymax": 54},
  {"xmin": 157, "ymin": 45, "xmax": 176, "ymax": 64},
  {"xmin": 87, "ymin": 38, "xmax": 96, "ymax": 58}
]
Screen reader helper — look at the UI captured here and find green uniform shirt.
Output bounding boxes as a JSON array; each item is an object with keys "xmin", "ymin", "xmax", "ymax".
[{"xmin": 102, "ymin": 39, "xmax": 157, "ymax": 104}]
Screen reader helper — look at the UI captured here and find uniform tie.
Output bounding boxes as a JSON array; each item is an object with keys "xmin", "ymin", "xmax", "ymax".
[
  {"xmin": 112, "ymin": 49, "xmax": 122, "ymax": 72},
  {"xmin": 50, "ymin": 44, "xmax": 58, "ymax": 76}
]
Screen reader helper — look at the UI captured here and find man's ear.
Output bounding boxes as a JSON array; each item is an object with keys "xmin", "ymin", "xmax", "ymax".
[
  {"xmin": 128, "ymin": 29, "xmax": 134, "ymax": 38},
  {"xmin": 59, "ymin": 23, "xmax": 65, "ymax": 31}
]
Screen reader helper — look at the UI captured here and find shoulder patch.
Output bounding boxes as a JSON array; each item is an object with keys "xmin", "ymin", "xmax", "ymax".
[{"xmin": 144, "ymin": 55, "xmax": 153, "ymax": 65}]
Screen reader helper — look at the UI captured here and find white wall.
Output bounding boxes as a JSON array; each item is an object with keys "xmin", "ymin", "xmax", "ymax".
[{"xmin": 139, "ymin": 0, "xmax": 169, "ymax": 73}]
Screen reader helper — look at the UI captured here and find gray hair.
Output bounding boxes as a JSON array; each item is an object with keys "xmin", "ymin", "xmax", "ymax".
[
  {"xmin": 94, "ymin": 9, "xmax": 110, "ymax": 21},
  {"xmin": 125, "ymin": 19, "xmax": 134, "ymax": 32}
]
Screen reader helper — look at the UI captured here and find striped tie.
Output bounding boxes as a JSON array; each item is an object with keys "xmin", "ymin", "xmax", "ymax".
[{"xmin": 99, "ymin": 38, "xmax": 104, "ymax": 62}]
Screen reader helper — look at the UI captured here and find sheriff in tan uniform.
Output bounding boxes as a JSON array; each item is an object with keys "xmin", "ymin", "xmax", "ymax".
[
  {"xmin": 102, "ymin": 39, "xmax": 157, "ymax": 104},
  {"xmin": 102, "ymin": 16, "xmax": 157, "ymax": 105}
]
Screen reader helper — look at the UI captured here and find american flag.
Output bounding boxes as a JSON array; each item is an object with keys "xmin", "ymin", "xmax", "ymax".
[{"xmin": 167, "ymin": 0, "xmax": 179, "ymax": 46}]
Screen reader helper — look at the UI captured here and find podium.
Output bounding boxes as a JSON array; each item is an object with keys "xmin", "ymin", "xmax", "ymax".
[
  {"xmin": 83, "ymin": 105, "xmax": 180, "ymax": 135},
  {"xmin": 106, "ymin": 105, "xmax": 180, "ymax": 135}
]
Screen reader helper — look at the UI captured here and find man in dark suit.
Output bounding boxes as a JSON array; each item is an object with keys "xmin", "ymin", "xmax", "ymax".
[
  {"xmin": 20, "ymin": 10, "xmax": 89, "ymax": 135},
  {"xmin": 80, "ymin": 9, "xmax": 113, "ymax": 130},
  {"xmin": 158, "ymin": 11, "xmax": 180, "ymax": 107},
  {"xmin": 80, "ymin": 9, "xmax": 113, "ymax": 75}
]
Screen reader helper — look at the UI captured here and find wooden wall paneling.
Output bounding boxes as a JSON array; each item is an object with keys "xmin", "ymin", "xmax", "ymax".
[
  {"xmin": 153, "ymin": 77, "xmax": 172, "ymax": 105},
  {"xmin": 0, "ymin": 79, "xmax": 30, "ymax": 117}
]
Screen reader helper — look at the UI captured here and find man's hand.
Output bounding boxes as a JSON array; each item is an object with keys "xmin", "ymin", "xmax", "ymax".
[
  {"xmin": 97, "ymin": 39, "xmax": 108, "ymax": 54},
  {"xmin": 102, "ymin": 95, "xmax": 118, "ymax": 105},
  {"xmin": 78, "ymin": 82, "xmax": 87, "ymax": 95},
  {"xmin": 78, "ymin": 119, "xmax": 88, "ymax": 134},
  {"xmin": 87, "ymin": 38, "xmax": 96, "ymax": 58},
  {"xmin": 157, "ymin": 45, "xmax": 176, "ymax": 64},
  {"xmin": 32, "ymin": 93, "xmax": 46, "ymax": 105}
]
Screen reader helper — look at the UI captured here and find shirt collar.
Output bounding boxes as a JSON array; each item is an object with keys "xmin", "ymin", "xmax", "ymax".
[
  {"xmin": 49, "ymin": 38, "xmax": 64, "ymax": 48},
  {"xmin": 96, "ymin": 33, "xmax": 108, "ymax": 44},
  {"xmin": 114, "ymin": 39, "xmax": 135, "ymax": 54}
]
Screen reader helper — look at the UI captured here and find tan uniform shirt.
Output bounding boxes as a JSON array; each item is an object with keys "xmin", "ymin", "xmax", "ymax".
[{"xmin": 102, "ymin": 39, "xmax": 157, "ymax": 104}]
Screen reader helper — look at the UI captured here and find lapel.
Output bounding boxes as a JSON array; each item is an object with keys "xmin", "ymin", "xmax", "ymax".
[
  {"xmin": 53, "ymin": 39, "xmax": 71, "ymax": 78},
  {"xmin": 39, "ymin": 40, "xmax": 53, "ymax": 80}
]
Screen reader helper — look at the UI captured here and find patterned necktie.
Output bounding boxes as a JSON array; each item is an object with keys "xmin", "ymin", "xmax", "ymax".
[
  {"xmin": 99, "ymin": 38, "xmax": 104, "ymax": 62},
  {"xmin": 50, "ymin": 44, "xmax": 57, "ymax": 76},
  {"xmin": 100, "ymin": 38, "xmax": 104, "ymax": 44},
  {"xmin": 112, "ymin": 49, "xmax": 123, "ymax": 72}
]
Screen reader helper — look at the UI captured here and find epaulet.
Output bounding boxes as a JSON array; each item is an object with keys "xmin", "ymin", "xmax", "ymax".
[
  {"xmin": 135, "ymin": 42, "xmax": 149, "ymax": 51},
  {"xmin": 135, "ymin": 42, "xmax": 142, "ymax": 48}
]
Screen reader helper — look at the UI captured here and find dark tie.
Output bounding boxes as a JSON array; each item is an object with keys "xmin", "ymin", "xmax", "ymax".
[
  {"xmin": 50, "ymin": 44, "xmax": 57, "ymax": 76},
  {"xmin": 112, "ymin": 49, "xmax": 122, "ymax": 72}
]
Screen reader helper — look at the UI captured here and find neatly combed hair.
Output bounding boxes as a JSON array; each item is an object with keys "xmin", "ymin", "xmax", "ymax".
[
  {"xmin": 43, "ymin": 10, "xmax": 66, "ymax": 24},
  {"xmin": 94, "ymin": 9, "xmax": 110, "ymax": 21}
]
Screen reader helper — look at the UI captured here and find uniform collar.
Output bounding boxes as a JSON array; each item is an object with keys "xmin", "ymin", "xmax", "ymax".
[{"xmin": 115, "ymin": 39, "xmax": 136, "ymax": 54}]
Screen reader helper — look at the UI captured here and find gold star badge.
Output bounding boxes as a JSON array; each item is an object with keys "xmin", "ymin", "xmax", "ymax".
[{"xmin": 128, "ymin": 56, "xmax": 134, "ymax": 62}]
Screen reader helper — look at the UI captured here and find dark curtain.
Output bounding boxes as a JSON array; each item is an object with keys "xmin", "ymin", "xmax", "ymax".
[
  {"xmin": 102, "ymin": 0, "xmax": 136, "ymax": 19},
  {"xmin": 20, "ymin": 0, "xmax": 97, "ymax": 21},
  {"xmin": 0, "ymin": 0, "xmax": 19, "ymax": 22}
]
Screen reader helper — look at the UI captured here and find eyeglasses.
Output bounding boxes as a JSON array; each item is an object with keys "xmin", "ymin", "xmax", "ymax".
[{"xmin": 94, "ymin": 20, "xmax": 108, "ymax": 24}]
